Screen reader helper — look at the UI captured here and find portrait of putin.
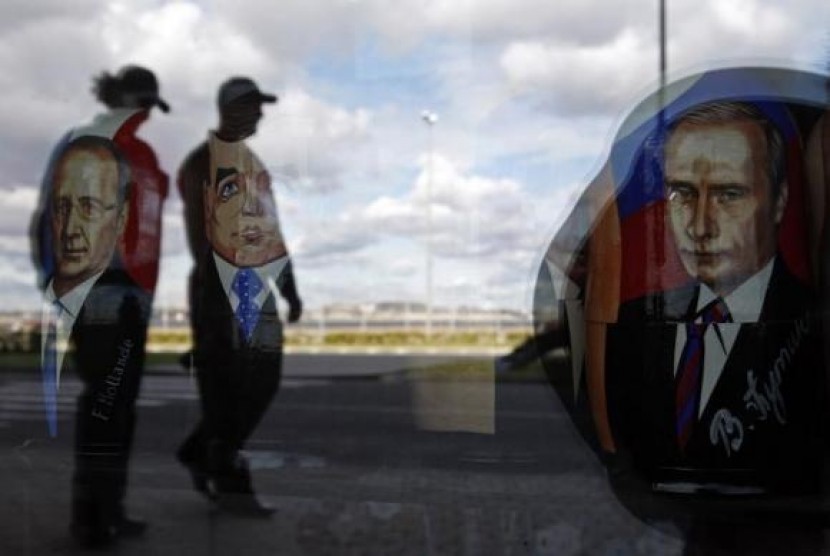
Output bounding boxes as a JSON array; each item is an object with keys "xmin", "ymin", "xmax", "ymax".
[{"xmin": 663, "ymin": 102, "xmax": 788, "ymax": 297}]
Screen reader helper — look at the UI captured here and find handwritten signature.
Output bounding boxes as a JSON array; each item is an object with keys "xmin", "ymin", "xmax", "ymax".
[
  {"xmin": 740, "ymin": 318, "xmax": 807, "ymax": 425},
  {"xmin": 743, "ymin": 368, "xmax": 787, "ymax": 424},
  {"xmin": 709, "ymin": 408, "xmax": 744, "ymax": 457}
]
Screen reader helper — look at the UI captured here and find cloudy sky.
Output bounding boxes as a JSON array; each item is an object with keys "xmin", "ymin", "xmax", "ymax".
[{"xmin": 1, "ymin": 0, "xmax": 827, "ymax": 313}]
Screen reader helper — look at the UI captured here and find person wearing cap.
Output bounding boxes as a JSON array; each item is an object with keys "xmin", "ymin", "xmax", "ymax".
[
  {"xmin": 29, "ymin": 65, "xmax": 169, "ymax": 548},
  {"xmin": 176, "ymin": 77, "xmax": 302, "ymax": 516}
]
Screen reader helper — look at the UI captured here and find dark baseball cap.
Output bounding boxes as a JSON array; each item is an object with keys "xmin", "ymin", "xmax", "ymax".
[
  {"xmin": 217, "ymin": 77, "xmax": 278, "ymax": 108},
  {"xmin": 117, "ymin": 65, "xmax": 170, "ymax": 113}
]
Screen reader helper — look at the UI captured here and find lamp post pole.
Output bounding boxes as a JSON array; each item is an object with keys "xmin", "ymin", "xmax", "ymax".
[
  {"xmin": 421, "ymin": 110, "xmax": 438, "ymax": 340},
  {"xmin": 659, "ymin": 0, "xmax": 666, "ymax": 90}
]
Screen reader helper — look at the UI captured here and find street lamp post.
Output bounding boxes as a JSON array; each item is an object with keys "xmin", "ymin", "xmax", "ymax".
[
  {"xmin": 421, "ymin": 109, "xmax": 438, "ymax": 339},
  {"xmin": 659, "ymin": 0, "xmax": 666, "ymax": 90}
]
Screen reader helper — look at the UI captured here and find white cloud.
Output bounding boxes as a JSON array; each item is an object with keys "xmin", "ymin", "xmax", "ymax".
[
  {"xmin": 0, "ymin": 252, "xmax": 41, "ymax": 310},
  {"xmin": 212, "ymin": 0, "xmax": 362, "ymax": 62},
  {"xmin": 711, "ymin": 0, "xmax": 787, "ymax": 36},
  {"xmin": 361, "ymin": 0, "xmax": 650, "ymax": 48},
  {"xmin": 0, "ymin": 0, "xmax": 829, "ymax": 314},
  {"xmin": 356, "ymin": 153, "xmax": 538, "ymax": 257},
  {"xmin": 253, "ymin": 87, "xmax": 373, "ymax": 193},
  {"xmin": 292, "ymin": 216, "xmax": 376, "ymax": 261},
  {"xmin": 498, "ymin": 0, "xmax": 828, "ymax": 118},
  {"xmin": 102, "ymin": 2, "xmax": 274, "ymax": 99},
  {"xmin": 287, "ymin": 152, "xmax": 548, "ymax": 308},
  {"xmin": 500, "ymin": 31, "xmax": 661, "ymax": 117},
  {"xmin": 0, "ymin": 186, "xmax": 40, "ymax": 238},
  {"xmin": 668, "ymin": 0, "xmax": 813, "ymax": 72}
]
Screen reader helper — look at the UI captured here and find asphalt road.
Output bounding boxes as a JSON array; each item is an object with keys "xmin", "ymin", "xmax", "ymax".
[{"xmin": 1, "ymin": 355, "xmax": 827, "ymax": 554}]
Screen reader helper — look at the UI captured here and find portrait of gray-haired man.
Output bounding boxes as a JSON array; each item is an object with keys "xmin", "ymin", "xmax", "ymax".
[{"xmin": 32, "ymin": 134, "xmax": 151, "ymax": 548}]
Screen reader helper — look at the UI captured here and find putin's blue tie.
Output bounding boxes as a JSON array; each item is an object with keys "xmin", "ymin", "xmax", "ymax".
[{"xmin": 232, "ymin": 268, "xmax": 263, "ymax": 342}]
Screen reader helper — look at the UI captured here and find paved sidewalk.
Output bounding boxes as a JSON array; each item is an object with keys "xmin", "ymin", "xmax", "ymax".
[
  {"xmin": 150, "ymin": 352, "xmax": 502, "ymax": 379},
  {"xmin": 3, "ymin": 359, "xmax": 829, "ymax": 554},
  {"xmin": 2, "ymin": 442, "xmax": 672, "ymax": 556}
]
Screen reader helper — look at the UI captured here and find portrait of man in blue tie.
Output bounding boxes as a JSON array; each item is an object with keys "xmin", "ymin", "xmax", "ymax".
[
  {"xmin": 176, "ymin": 77, "xmax": 302, "ymax": 517},
  {"xmin": 203, "ymin": 132, "xmax": 293, "ymax": 342}
]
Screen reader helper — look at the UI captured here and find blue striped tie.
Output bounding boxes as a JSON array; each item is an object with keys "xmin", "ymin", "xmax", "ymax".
[
  {"xmin": 232, "ymin": 269, "xmax": 263, "ymax": 342},
  {"xmin": 42, "ymin": 301, "xmax": 60, "ymax": 438}
]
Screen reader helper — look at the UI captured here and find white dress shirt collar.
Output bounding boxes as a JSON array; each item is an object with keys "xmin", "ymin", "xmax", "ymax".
[
  {"xmin": 694, "ymin": 257, "xmax": 775, "ymax": 323},
  {"xmin": 212, "ymin": 252, "xmax": 288, "ymax": 310},
  {"xmin": 43, "ymin": 270, "xmax": 105, "ymax": 388},
  {"xmin": 46, "ymin": 271, "xmax": 103, "ymax": 317}
]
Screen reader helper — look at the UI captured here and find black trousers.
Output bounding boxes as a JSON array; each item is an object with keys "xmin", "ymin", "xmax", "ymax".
[
  {"xmin": 181, "ymin": 266, "xmax": 284, "ymax": 493},
  {"xmin": 71, "ymin": 328, "xmax": 146, "ymax": 530},
  {"xmin": 179, "ymin": 352, "xmax": 282, "ymax": 493}
]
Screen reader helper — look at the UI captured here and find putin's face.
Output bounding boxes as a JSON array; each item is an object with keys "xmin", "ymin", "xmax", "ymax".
[
  {"xmin": 664, "ymin": 120, "xmax": 786, "ymax": 296},
  {"xmin": 50, "ymin": 145, "xmax": 125, "ymax": 296},
  {"xmin": 205, "ymin": 138, "xmax": 286, "ymax": 267}
]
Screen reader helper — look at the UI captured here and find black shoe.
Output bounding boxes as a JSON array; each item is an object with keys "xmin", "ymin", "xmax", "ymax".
[
  {"xmin": 216, "ymin": 493, "xmax": 275, "ymax": 518},
  {"xmin": 114, "ymin": 516, "xmax": 147, "ymax": 538},
  {"xmin": 178, "ymin": 350, "xmax": 193, "ymax": 371},
  {"xmin": 177, "ymin": 451, "xmax": 216, "ymax": 500},
  {"xmin": 70, "ymin": 522, "xmax": 116, "ymax": 550}
]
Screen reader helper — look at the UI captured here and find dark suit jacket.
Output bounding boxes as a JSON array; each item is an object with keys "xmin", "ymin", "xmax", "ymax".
[
  {"xmin": 606, "ymin": 257, "xmax": 823, "ymax": 494},
  {"xmin": 60, "ymin": 268, "xmax": 150, "ymax": 523},
  {"xmin": 68, "ymin": 268, "xmax": 150, "ymax": 404},
  {"xmin": 191, "ymin": 254, "xmax": 284, "ymax": 362},
  {"xmin": 179, "ymin": 136, "xmax": 298, "ymax": 449},
  {"xmin": 189, "ymin": 255, "xmax": 286, "ymax": 450}
]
